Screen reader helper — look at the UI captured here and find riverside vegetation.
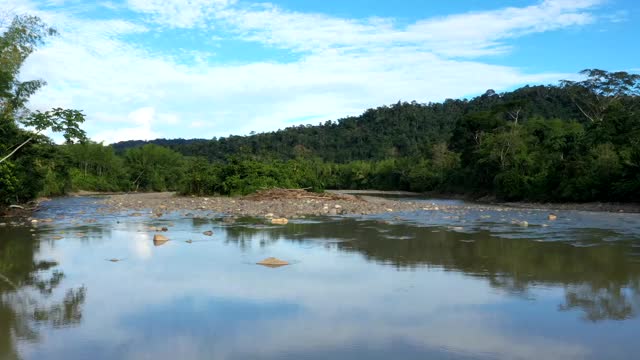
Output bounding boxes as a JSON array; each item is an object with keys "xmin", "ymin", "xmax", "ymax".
[{"xmin": 2, "ymin": 14, "xmax": 640, "ymax": 210}]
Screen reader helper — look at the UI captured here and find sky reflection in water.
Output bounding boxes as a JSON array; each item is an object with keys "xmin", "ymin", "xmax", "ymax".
[{"xmin": 1, "ymin": 196, "xmax": 639, "ymax": 360}]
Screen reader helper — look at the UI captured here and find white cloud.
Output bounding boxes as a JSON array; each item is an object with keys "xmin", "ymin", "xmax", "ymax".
[
  {"xmin": 5, "ymin": 0, "xmax": 615, "ymax": 142},
  {"xmin": 127, "ymin": 0, "xmax": 235, "ymax": 28},
  {"xmin": 215, "ymin": 0, "xmax": 601, "ymax": 57},
  {"xmin": 99, "ymin": 1, "xmax": 122, "ymax": 10},
  {"xmin": 92, "ymin": 107, "xmax": 161, "ymax": 143},
  {"xmin": 31, "ymin": 229, "xmax": 591, "ymax": 360}
]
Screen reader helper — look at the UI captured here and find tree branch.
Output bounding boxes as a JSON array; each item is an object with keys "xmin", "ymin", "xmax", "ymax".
[
  {"xmin": 0, "ymin": 136, "xmax": 34, "ymax": 164},
  {"xmin": 575, "ymin": 103, "xmax": 598, "ymax": 123}
]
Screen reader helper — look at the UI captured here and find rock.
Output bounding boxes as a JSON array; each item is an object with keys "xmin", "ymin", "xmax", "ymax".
[
  {"xmin": 153, "ymin": 234, "xmax": 169, "ymax": 246},
  {"xmin": 42, "ymin": 218, "xmax": 53, "ymax": 223},
  {"xmin": 548, "ymin": 214, "xmax": 558, "ymax": 221},
  {"xmin": 0, "ymin": 223, "xmax": 6, "ymax": 226},
  {"xmin": 185, "ymin": 239, "xmax": 193, "ymax": 244},
  {"xmin": 51, "ymin": 235, "xmax": 64, "ymax": 240},
  {"xmin": 519, "ymin": 221, "xmax": 529, "ymax": 227},
  {"xmin": 257, "ymin": 257, "xmax": 289, "ymax": 268},
  {"xmin": 271, "ymin": 218, "xmax": 289, "ymax": 225},
  {"xmin": 30, "ymin": 219, "xmax": 39, "ymax": 224},
  {"xmin": 161, "ymin": 226, "xmax": 169, "ymax": 232},
  {"xmin": 203, "ymin": 230, "xmax": 213, "ymax": 236},
  {"xmin": 334, "ymin": 205, "xmax": 342, "ymax": 209},
  {"xmin": 264, "ymin": 213, "xmax": 275, "ymax": 218},
  {"xmin": 329, "ymin": 208, "xmax": 338, "ymax": 215}
]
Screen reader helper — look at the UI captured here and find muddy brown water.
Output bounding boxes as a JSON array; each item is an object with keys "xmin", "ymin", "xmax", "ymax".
[{"xmin": 1, "ymin": 196, "xmax": 640, "ymax": 359}]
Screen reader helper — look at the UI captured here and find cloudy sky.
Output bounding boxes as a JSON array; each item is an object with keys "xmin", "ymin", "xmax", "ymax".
[{"xmin": 3, "ymin": 0, "xmax": 639, "ymax": 143}]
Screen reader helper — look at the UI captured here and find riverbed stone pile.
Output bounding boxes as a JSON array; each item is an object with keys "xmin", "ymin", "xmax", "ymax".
[{"xmin": 101, "ymin": 190, "xmax": 435, "ymax": 218}]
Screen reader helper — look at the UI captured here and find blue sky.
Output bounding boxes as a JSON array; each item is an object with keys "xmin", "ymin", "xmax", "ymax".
[{"xmin": 4, "ymin": 0, "xmax": 639, "ymax": 143}]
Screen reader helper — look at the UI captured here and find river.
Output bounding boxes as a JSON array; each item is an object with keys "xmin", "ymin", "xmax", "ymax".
[{"xmin": 1, "ymin": 196, "xmax": 639, "ymax": 359}]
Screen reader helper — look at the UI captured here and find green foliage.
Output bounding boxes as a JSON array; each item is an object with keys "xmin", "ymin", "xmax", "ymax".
[
  {"xmin": 0, "ymin": 162, "xmax": 19, "ymax": 204},
  {"xmin": 0, "ymin": 14, "xmax": 86, "ymax": 206},
  {"xmin": 180, "ymin": 157, "xmax": 220, "ymax": 196},
  {"xmin": 64, "ymin": 142, "xmax": 127, "ymax": 192},
  {"xmin": 123, "ymin": 144, "xmax": 185, "ymax": 191},
  {"xmin": 20, "ymin": 108, "xmax": 87, "ymax": 144},
  {"xmin": 103, "ymin": 70, "xmax": 640, "ymax": 203},
  {"xmin": 2, "ymin": 28, "xmax": 639, "ymax": 207},
  {"xmin": 561, "ymin": 69, "xmax": 640, "ymax": 123}
]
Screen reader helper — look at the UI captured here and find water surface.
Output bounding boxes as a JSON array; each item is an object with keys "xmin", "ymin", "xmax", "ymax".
[{"xmin": 1, "ymin": 196, "xmax": 639, "ymax": 360}]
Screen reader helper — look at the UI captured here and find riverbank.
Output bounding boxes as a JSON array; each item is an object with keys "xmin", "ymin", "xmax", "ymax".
[
  {"xmin": 96, "ymin": 190, "xmax": 640, "ymax": 217},
  {"xmin": 332, "ymin": 190, "xmax": 640, "ymax": 213},
  {"xmin": 497, "ymin": 201, "xmax": 640, "ymax": 213},
  {"xmin": 0, "ymin": 201, "xmax": 42, "ymax": 219},
  {"xmin": 101, "ymin": 190, "xmax": 436, "ymax": 218}
]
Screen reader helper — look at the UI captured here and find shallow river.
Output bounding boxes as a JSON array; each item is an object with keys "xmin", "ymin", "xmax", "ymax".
[{"xmin": 1, "ymin": 196, "xmax": 640, "ymax": 360}]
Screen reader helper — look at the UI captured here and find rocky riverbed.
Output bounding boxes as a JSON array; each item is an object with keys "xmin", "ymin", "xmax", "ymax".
[{"xmin": 101, "ymin": 190, "xmax": 436, "ymax": 218}]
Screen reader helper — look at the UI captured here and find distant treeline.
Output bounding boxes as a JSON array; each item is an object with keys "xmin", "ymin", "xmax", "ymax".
[
  {"xmin": 105, "ymin": 70, "xmax": 640, "ymax": 202},
  {"xmin": 4, "ymin": 71, "xmax": 640, "ymax": 204},
  {"xmin": 113, "ymin": 85, "xmax": 582, "ymax": 163},
  {"xmin": 2, "ymin": 13, "xmax": 639, "ymax": 205}
]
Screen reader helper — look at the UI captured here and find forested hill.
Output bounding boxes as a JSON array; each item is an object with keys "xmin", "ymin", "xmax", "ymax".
[
  {"xmin": 112, "ymin": 84, "xmax": 581, "ymax": 162},
  {"xmin": 3, "ymin": 11, "xmax": 638, "ymax": 207}
]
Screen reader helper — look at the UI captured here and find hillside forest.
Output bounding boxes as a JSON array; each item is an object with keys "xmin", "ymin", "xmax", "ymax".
[{"xmin": 2, "ymin": 15, "xmax": 640, "ymax": 207}]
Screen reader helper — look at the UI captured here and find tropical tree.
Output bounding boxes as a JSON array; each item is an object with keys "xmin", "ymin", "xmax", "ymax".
[
  {"xmin": 0, "ymin": 14, "xmax": 87, "ymax": 204},
  {"xmin": 561, "ymin": 69, "xmax": 640, "ymax": 123}
]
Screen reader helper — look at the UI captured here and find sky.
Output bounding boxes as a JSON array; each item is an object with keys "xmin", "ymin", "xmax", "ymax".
[{"xmin": 2, "ymin": 0, "xmax": 639, "ymax": 143}]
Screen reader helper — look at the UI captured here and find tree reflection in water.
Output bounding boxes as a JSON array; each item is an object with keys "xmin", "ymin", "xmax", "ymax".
[
  {"xmin": 225, "ymin": 219, "xmax": 640, "ymax": 322},
  {"xmin": 0, "ymin": 227, "xmax": 86, "ymax": 360}
]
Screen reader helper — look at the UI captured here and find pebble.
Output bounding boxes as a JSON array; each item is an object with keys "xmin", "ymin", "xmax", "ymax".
[{"xmin": 101, "ymin": 193, "xmax": 450, "ymax": 217}]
